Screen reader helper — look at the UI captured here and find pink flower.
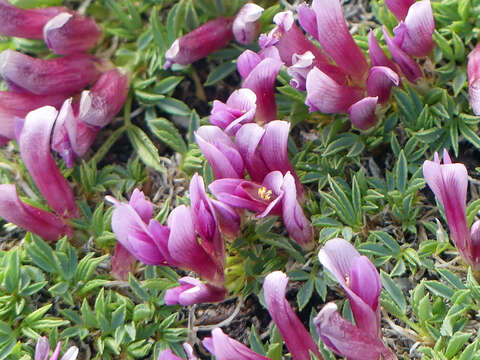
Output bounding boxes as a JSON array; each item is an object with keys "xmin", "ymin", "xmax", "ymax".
[
  {"xmin": 468, "ymin": 44, "xmax": 480, "ymax": 116},
  {"xmin": 232, "ymin": 3, "xmax": 263, "ymax": 45},
  {"xmin": 164, "ymin": 277, "xmax": 226, "ymax": 306},
  {"xmin": 35, "ymin": 336, "xmax": 78, "ymax": 360}
]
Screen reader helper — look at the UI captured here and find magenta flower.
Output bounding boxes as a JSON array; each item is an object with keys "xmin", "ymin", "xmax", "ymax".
[
  {"xmin": 392, "ymin": 0, "xmax": 435, "ymax": 57},
  {"xmin": 0, "ymin": 184, "xmax": 73, "ymax": 241},
  {"xmin": 382, "ymin": 27, "xmax": 422, "ymax": 83},
  {"xmin": 109, "ymin": 174, "xmax": 226, "ymax": 287},
  {"xmin": 195, "ymin": 125, "xmax": 245, "ymax": 180},
  {"xmin": 234, "ymin": 120, "xmax": 301, "ymax": 191},
  {"xmin": 210, "ymin": 88, "xmax": 257, "ymax": 136},
  {"xmin": 232, "ymin": 3, "xmax": 263, "ymax": 45},
  {"xmin": 111, "ymin": 243, "xmax": 136, "ymax": 280},
  {"xmin": 305, "ymin": 67, "xmax": 363, "ymax": 114},
  {"xmin": 203, "ymin": 328, "xmax": 270, "ymax": 360},
  {"xmin": 366, "ymin": 66, "xmax": 400, "ymax": 103},
  {"xmin": 316, "ymin": 238, "xmax": 394, "ymax": 359},
  {"xmin": 209, "ymin": 171, "xmax": 313, "ymax": 246},
  {"xmin": 348, "ymin": 96, "xmax": 378, "ymax": 130},
  {"xmin": 263, "ymin": 271, "xmax": 322, "ymax": 360},
  {"xmin": 17, "ymin": 106, "xmax": 78, "ymax": 218},
  {"xmin": 0, "ymin": 91, "xmax": 66, "ymax": 141},
  {"xmin": 51, "ymin": 98, "xmax": 98, "ymax": 167},
  {"xmin": 385, "ymin": 0, "xmax": 415, "ymax": 21},
  {"xmin": 468, "ymin": 44, "xmax": 480, "ymax": 116},
  {"xmin": 158, "ymin": 343, "xmax": 197, "ymax": 360},
  {"xmin": 164, "ymin": 17, "xmax": 233, "ymax": 69},
  {"xmin": 78, "ymin": 69, "xmax": 129, "ymax": 128},
  {"xmin": 423, "ymin": 150, "xmax": 480, "ymax": 266},
  {"xmin": 0, "ymin": 0, "xmax": 68, "ymax": 39},
  {"xmin": 241, "ymin": 56, "xmax": 283, "ymax": 123},
  {"xmin": 43, "ymin": 12, "xmax": 101, "ymax": 55},
  {"xmin": 0, "ymin": 50, "xmax": 101, "ymax": 96},
  {"xmin": 35, "ymin": 336, "xmax": 78, "ymax": 360},
  {"xmin": 164, "ymin": 277, "xmax": 226, "ymax": 306},
  {"xmin": 299, "ymin": 0, "xmax": 368, "ymax": 80},
  {"xmin": 368, "ymin": 31, "xmax": 399, "ymax": 73}
]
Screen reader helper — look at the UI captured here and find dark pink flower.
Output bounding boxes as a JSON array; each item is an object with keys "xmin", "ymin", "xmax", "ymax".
[
  {"xmin": 385, "ymin": 0, "xmax": 415, "ymax": 20},
  {"xmin": 43, "ymin": 12, "xmax": 101, "ymax": 55},
  {"xmin": 164, "ymin": 277, "xmax": 226, "ymax": 306},
  {"xmin": 164, "ymin": 17, "xmax": 233, "ymax": 69}
]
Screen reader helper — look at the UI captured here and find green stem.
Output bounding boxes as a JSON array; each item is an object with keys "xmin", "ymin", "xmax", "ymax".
[{"xmin": 90, "ymin": 125, "xmax": 127, "ymax": 166}]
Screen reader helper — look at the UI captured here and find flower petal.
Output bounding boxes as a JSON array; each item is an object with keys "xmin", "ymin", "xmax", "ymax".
[
  {"xmin": 203, "ymin": 328, "xmax": 271, "ymax": 360},
  {"xmin": 393, "ymin": 0, "xmax": 434, "ymax": 57},
  {"xmin": 232, "ymin": 3, "xmax": 263, "ymax": 45},
  {"xmin": 78, "ymin": 69, "xmax": 129, "ymax": 128},
  {"xmin": 383, "ymin": 27, "xmax": 422, "ymax": 83},
  {"xmin": 0, "ymin": 1, "xmax": 68, "ymax": 39},
  {"xmin": 385, "ymin": 0, "xmax": 415, "ymax": 20},
  {"xmin": 366, "ymin": 66, "xmax": 400, "ymax": 103},
  {"xmin": 311, "ymin": 0, "xmax": 368, "ymax": 79},
  {"xmin": 306, "ymin": 67, "xmax": 363, "ymax": 113},
  {"xmin": 423, "ymin": 155, "xmax": 470, "ymax": 257},
  {"xmin": 243, "ymin": 57, "xmax": 283, "ymax": 123},
  {"xmin": 0, "ymin": 91, "xmax": 66, "ymax": 141},
  {"xmin": 280, "ymin": 172, "xmax": 313, "ymax": 246},
  {"xmin": 348, "ymin": 256, "xmax": 382, "ymax": 311},
  {"xmin": 164, "ymin": 17, "xmax": 233, "ymax": 69},
  {"xmin": 468, "ymin": 45, "xmax": 480, "ymax": 116},
  {"xmin": 129, "ymin": 189, "xmax": 154, "ymax": 223},
  {"xmin": 18, "ymin": 106, "xmax": 78, "ymax": 217},
  {"xmin": 195, "ymin": 125, "xmax": 244, "ymax": 179},
  {"xmin": 43, "ymin": 12, "xmax": 101, "ymax": 55},
  {"xmin": 167, "ymin": 205, "xmax": 224, "ymax": 285},
  {"xmin": 348, "ymin": 97, "xmax": 378, "ymax": 130},
  {"xmin": 210, "ymin": 199, "xmax": 241, "ymax": 237},
  {"xmin": 314, "ymin": 302, "xmax": 393, "ymax": 360},
  {"xmin": 165, "ymin": 277, "xmax": 226, "ymax": 306},
  {"xmin": 59, "ymin": 346, "xmax": 79, "ymax": 360},
  {"xmin": 263, "ymin": 271, "xmax": 321, "ymax": 360},
  {"xmin": 237, "ymin": 50, "xmax": 262, "ymax": 80},
  {"xmin": 368, "ymin": 30, "xmax": 399, "ymax": 73},
  {"xmin": 111, "ymin": 243, "xmax": 136, "ymax": 280},
  {"xmin": 0, "ymin": 50, "xmax": 101, "ymax": 96},
  {"xmin": 35, "ymin": 337, "xmax": 50, "ymax": 360},
  {"xmin": 234, "ymin": 122, "xmax": 268, "ymax": 182}
]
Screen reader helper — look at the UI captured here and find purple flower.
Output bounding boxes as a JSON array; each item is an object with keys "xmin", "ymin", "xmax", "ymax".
[
  {"xmin": 301, "ymin": 0, "xmax": 369, "ymax": 80},
  {"xmin": 195, "ymin": 125, "xmax": 245, "ymax": 179},
  {"xmin": 0, "ymin": 50, "xmax": 101, "ymax": 96},
  {"xmin": 385, "ymin": 0, "xmax": 415, "ymax": 20},
  {"xmin": 305, "ymin": 67, "xmax": 363, "ymax": 114},
  {"xmin": 0, "ymin": 0, "xmax": 68, "ymax": 39},
  {"xmin": 17, "ymin": 106, "xmax": 78, "ymax": 218},
  {"xmin": 234, "ymin": 120, "xmax": 301, "ymax": 191},
  {"xmin": 158, "ymin": 343, "xmax": 197, "ymax": 360},
  {"xmin": 232, "ymin": 3, "xmax": 263, "ymax": 45},
  {"xmin": 0, "ymin": 91, "xmax": 66, "ymax": 142},
  {"xmin": 392, "ymin": 0, "xmax": 435, "ymax": 57},
  {"xmin": 259, "ymin": 10, "xmax": 333, "ymax": 70},
  {"xmin": 51, "ymin": 98, "xmax": 99, "ymax": 167},
  {"xmin": 0, "ymin": 184, "xmax": 73, "ymax": 241},
  {"xmin": 164, "ymin": 277, "xmax": 226, "ymax": 306},
  {"xmin": 315, "ymin": 238, "xmax": 394, "ymax": 359},
  {"xmin": 43, "ymin": 12, "xmax": 102, "ymax": 55},
  {"xmin": 468, "ymin": 44, "xmax": 480, "ymax": 116},
  {"xmin": 210, "ymin": 88, "xmax": 257, "ymax": 136},
  {"xmin": 382, "ymin": 27, "xmax": 422, "ymax": 83},
  {"xmin": 164, "ymin": 17, "xmax": 233, "ymax": 69},
  {"xmin": 348, "ymin": 97, "xmax": 378, "ymax": 130},
  {"xmin": 209, "ymin": 171, "xmax": 313, "ymax": 246},
  {"xmin": 78, "ymin": 69, "xmax": 129, "ymax": 128},
  {"xmin": 203, "ymin": 328, "xmax": 270, "ymax": 360},
  {"xmin": 242, "ymin": 56, "xmax": 283, "ymax": 123},
  {"xmin": 422, "ymin": 150, "xmax": 480, "ymax": 266},
  {"xmin": 35, "ymin": 336, "xmax": 78, "ymax": 360},
  {"xmin": 263, "ymin": 271, "xmax": 321, "ymax": 360}
]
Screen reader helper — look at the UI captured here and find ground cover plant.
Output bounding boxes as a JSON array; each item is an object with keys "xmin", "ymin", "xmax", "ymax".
[{"xmin": 2, "ymin": 0, "xmax": 480, "ymax": 358}]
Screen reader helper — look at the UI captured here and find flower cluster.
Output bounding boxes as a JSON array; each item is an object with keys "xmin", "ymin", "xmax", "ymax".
[
  {"xmin": 108, "ymin": 173, "xmax": 235, "ymax": 304},
  {"xmin": 0, "ymin": 1, "xmax": 129, "ymax": 241},
  {"xmin": 0, "ymin": 0, "xmax": 129, "ymax": 166},
  {"xmin": 158, "ymin": 239, "xmax": 393, "ymax": 360},
  {"xmin": 35, "ymin": 336, "xmax": 78, "ymax": 360}
]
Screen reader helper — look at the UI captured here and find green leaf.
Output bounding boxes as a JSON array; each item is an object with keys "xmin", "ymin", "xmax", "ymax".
[
  {"xmin": 147, "ymin": 117, "xmax": 187, "ymax": 155},
  {"xmin": 4, "ymin": 249, "xmax": 20, "ymax": 294},
  {"xmin": 156, "ymin": 97, "xmax": 191, "ymax": 117},
  {"xmin": 395, "ymin": 150, "xmax": 408, "ymax": 194},
  {"xmin": 204, "ymin": 61, "xmax": 237, "ymax": 86},
  {"xmin": 380, "ymin": 271, "xmax": 406, "ymax": 312},
  {"xmin": 127, "ymin": 125, "xmax": 166, "ymax": 173},
  {"xmin": 297, "ymin": 278, "xmax": 314, "ymax": 311},
  {"xmin": 445, "ymin": 333, "xmax": 471, "ymax": 359},
  {"xmin": 154, "ymin": 76, "xmax": 184, "ymax": 95}
]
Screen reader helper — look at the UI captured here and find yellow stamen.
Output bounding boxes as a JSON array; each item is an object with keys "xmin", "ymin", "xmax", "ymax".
[{"xmin": 258, "ymin": 186, "xmax": 273, "ymax": 201}]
